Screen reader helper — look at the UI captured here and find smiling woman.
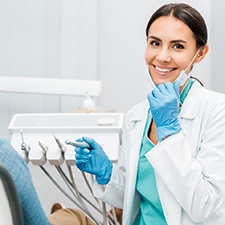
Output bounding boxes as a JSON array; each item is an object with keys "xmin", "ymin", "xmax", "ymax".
[
  {"xmin": 73, "ymin": 3, "xmax": 225, "ymax": 225},
  {"xmin": 145, "ymin": 5, "xmax": 208, "ymax": 85}
]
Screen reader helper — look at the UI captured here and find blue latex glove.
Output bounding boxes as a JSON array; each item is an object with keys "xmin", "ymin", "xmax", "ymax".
[
  {"xmin": 75, "ymin": 137, "xmax": 112, "ymax": 185},
  {"xmin": 147, "ymin": 81, "xmax": 181, "ymax": 142}
]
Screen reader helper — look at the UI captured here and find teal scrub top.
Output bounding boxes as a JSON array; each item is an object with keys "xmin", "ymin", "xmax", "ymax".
[{"xmin": 134, "ymin": 79, "xmax": 194, "ymax": 225}]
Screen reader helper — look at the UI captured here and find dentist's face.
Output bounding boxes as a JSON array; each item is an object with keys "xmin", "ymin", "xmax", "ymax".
[{"xmin": 145, "ymin": 15, "xmax": 198, "ymax": 85}]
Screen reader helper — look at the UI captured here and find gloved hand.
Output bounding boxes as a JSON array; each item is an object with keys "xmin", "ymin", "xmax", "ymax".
[
  {"xmin": 75, "ymin": 137, "xmax": 112, "ymax": 185},
  {"xmin": 147, "ymin": 81, "xmax": 181, "ymax": 142}
]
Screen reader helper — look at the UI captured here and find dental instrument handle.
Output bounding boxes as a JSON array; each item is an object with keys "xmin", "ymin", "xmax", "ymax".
[
  {"xmin": 53, "ymin": 134, "xmax": 66, "ymax": 152},
  {"xmin": 21, "ymin": 143, "xmax": 30, "ymax": 153},
  {"xmin": 65, "ymin": 139, "xmax": 91, "ymax": 148}
]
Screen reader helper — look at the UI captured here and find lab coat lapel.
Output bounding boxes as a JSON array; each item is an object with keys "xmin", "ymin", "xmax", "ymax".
[
  {"xmin": 179, "ymin": 81, "xmax": 204, "ymax": 119},
  {"xmin": 124, "ymin": 101, "xmax": 149, "ymax": 223},
  {"xmin": 128, "ymin": 100, "xmax": 149, "ymax": 164}
]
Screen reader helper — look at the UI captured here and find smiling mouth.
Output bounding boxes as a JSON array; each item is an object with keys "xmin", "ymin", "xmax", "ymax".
[{"xmin": 155, "ymin": 66, "xmax": 176, "ymax": 73}]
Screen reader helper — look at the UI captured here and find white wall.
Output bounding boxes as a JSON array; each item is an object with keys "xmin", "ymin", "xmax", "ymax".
[
  {"xmin": 211, "ymin": 0, "xmax": 225, "ymax": 93},
  {"xmin": 0, "ymin": 0, "xmax": 98, "ymax": 139}
]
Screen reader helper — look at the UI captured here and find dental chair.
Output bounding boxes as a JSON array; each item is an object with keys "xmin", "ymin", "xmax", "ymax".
[{"xmin": 0, "ymin": 163, "xmax": 24, "ymax": 225}]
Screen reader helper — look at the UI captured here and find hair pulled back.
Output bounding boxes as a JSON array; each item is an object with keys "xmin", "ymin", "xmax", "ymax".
[{"xmin": 145, "ymin": 3, "xmax": 208, "ymax": 49}]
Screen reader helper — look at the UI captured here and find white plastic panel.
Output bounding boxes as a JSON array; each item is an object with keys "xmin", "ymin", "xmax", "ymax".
[
  {"xmin": 0, "ymin": 76, "xmax": 102, "ymax": 97},
  {"xmin": 8, "ymin": 113, "xmax": 124, "ymax": 165}
]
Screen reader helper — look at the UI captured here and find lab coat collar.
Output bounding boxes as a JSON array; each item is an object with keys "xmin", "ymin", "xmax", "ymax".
[
  {"xmin": 130, "ymin": 100, "xmax": 149, "ymax": 123},
  {"xmin": 129, "ymin": 81, "xmax": 204, "ymax": 123},
  {"xmin": 128, "ymin": 101, "xmax": 149, "ymax": 157}
]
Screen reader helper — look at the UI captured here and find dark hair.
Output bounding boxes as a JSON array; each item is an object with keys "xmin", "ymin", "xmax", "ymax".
[{"xmin": 145, "ymin": 3, "xmax": 208, "ymax": 49}]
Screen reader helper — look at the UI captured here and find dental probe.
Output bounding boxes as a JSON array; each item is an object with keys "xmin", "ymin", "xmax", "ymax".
[
  {"xmin": 20, "ymin": 128, "xmax": 30, "ymax": 153},
  {"xmin": 65, "ymin": 139, "xmax": 91, "ymax": 148},
  {"xmin": 53, "ymin": 134, "xmax": 66, "ymax": 152}
]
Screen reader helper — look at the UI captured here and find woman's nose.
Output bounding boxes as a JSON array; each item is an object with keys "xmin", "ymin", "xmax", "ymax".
[{"xmin": 156, "ymin": 48, "xmax": 171, "ymax": 63}]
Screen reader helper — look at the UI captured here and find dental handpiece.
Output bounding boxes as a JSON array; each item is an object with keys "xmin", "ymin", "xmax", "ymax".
[{"xmin": 65, "ymin": 139, "xmax": 91, "ymax": 148}]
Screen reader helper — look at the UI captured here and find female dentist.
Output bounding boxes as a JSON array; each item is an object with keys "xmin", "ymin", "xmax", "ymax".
[{"xmin": 75, "ymin": 3, "xmax": 225, "ymax": 225}]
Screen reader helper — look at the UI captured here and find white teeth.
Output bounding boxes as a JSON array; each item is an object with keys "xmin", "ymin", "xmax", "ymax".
[{"xmin": 155, "ymin": 66, "xmax": 173, "ymax": 72}]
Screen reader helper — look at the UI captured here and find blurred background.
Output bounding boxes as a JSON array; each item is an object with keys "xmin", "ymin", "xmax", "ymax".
[
  {"xmin": 0, "ymin": 0, "xmax": 224, "ymax": 217},
  {"xmin": 0, "ymin": 0, "xmax": 219, "ymax": 139}
]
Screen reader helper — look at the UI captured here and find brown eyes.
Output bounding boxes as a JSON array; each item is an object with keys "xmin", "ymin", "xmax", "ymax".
[
  {"xmin": 149, "ymin": 40, "xmax": 160, "ymax": 46},
  {"xmin": 173, "ymin": 44, "xmax": 184, "ymax": 49},
  {"xmin": 148, "ymin": 41, "xmax": 184, "ymax": 50}
]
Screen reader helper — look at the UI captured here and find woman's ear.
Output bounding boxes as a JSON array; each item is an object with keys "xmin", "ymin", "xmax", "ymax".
[{"xmin": 195, "ymin": 44, "xmax": 209, "ymax": 63}]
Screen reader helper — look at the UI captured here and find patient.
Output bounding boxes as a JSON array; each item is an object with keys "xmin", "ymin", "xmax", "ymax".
[{"xmin": 0, "ymin": 138, "xmax": 97, "ymax": 225}]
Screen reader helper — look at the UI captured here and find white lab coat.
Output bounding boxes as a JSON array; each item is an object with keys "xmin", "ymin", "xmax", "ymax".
[{"xmin": 93, "ymin": 81, "xmax": 225, "ymax": 225}]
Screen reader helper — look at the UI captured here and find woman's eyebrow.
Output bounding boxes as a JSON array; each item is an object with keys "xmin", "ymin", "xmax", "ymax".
[
  {"xmin": 147, "ymin": 35, "xmax": 187, "ymax": 44},
  {"xmin": 170, "ymin": 39, "xmax": 187, "ymax": 44},
  {"xmin": 147, "ymin": 35, "xmax": 161, "ymax": 41}
]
